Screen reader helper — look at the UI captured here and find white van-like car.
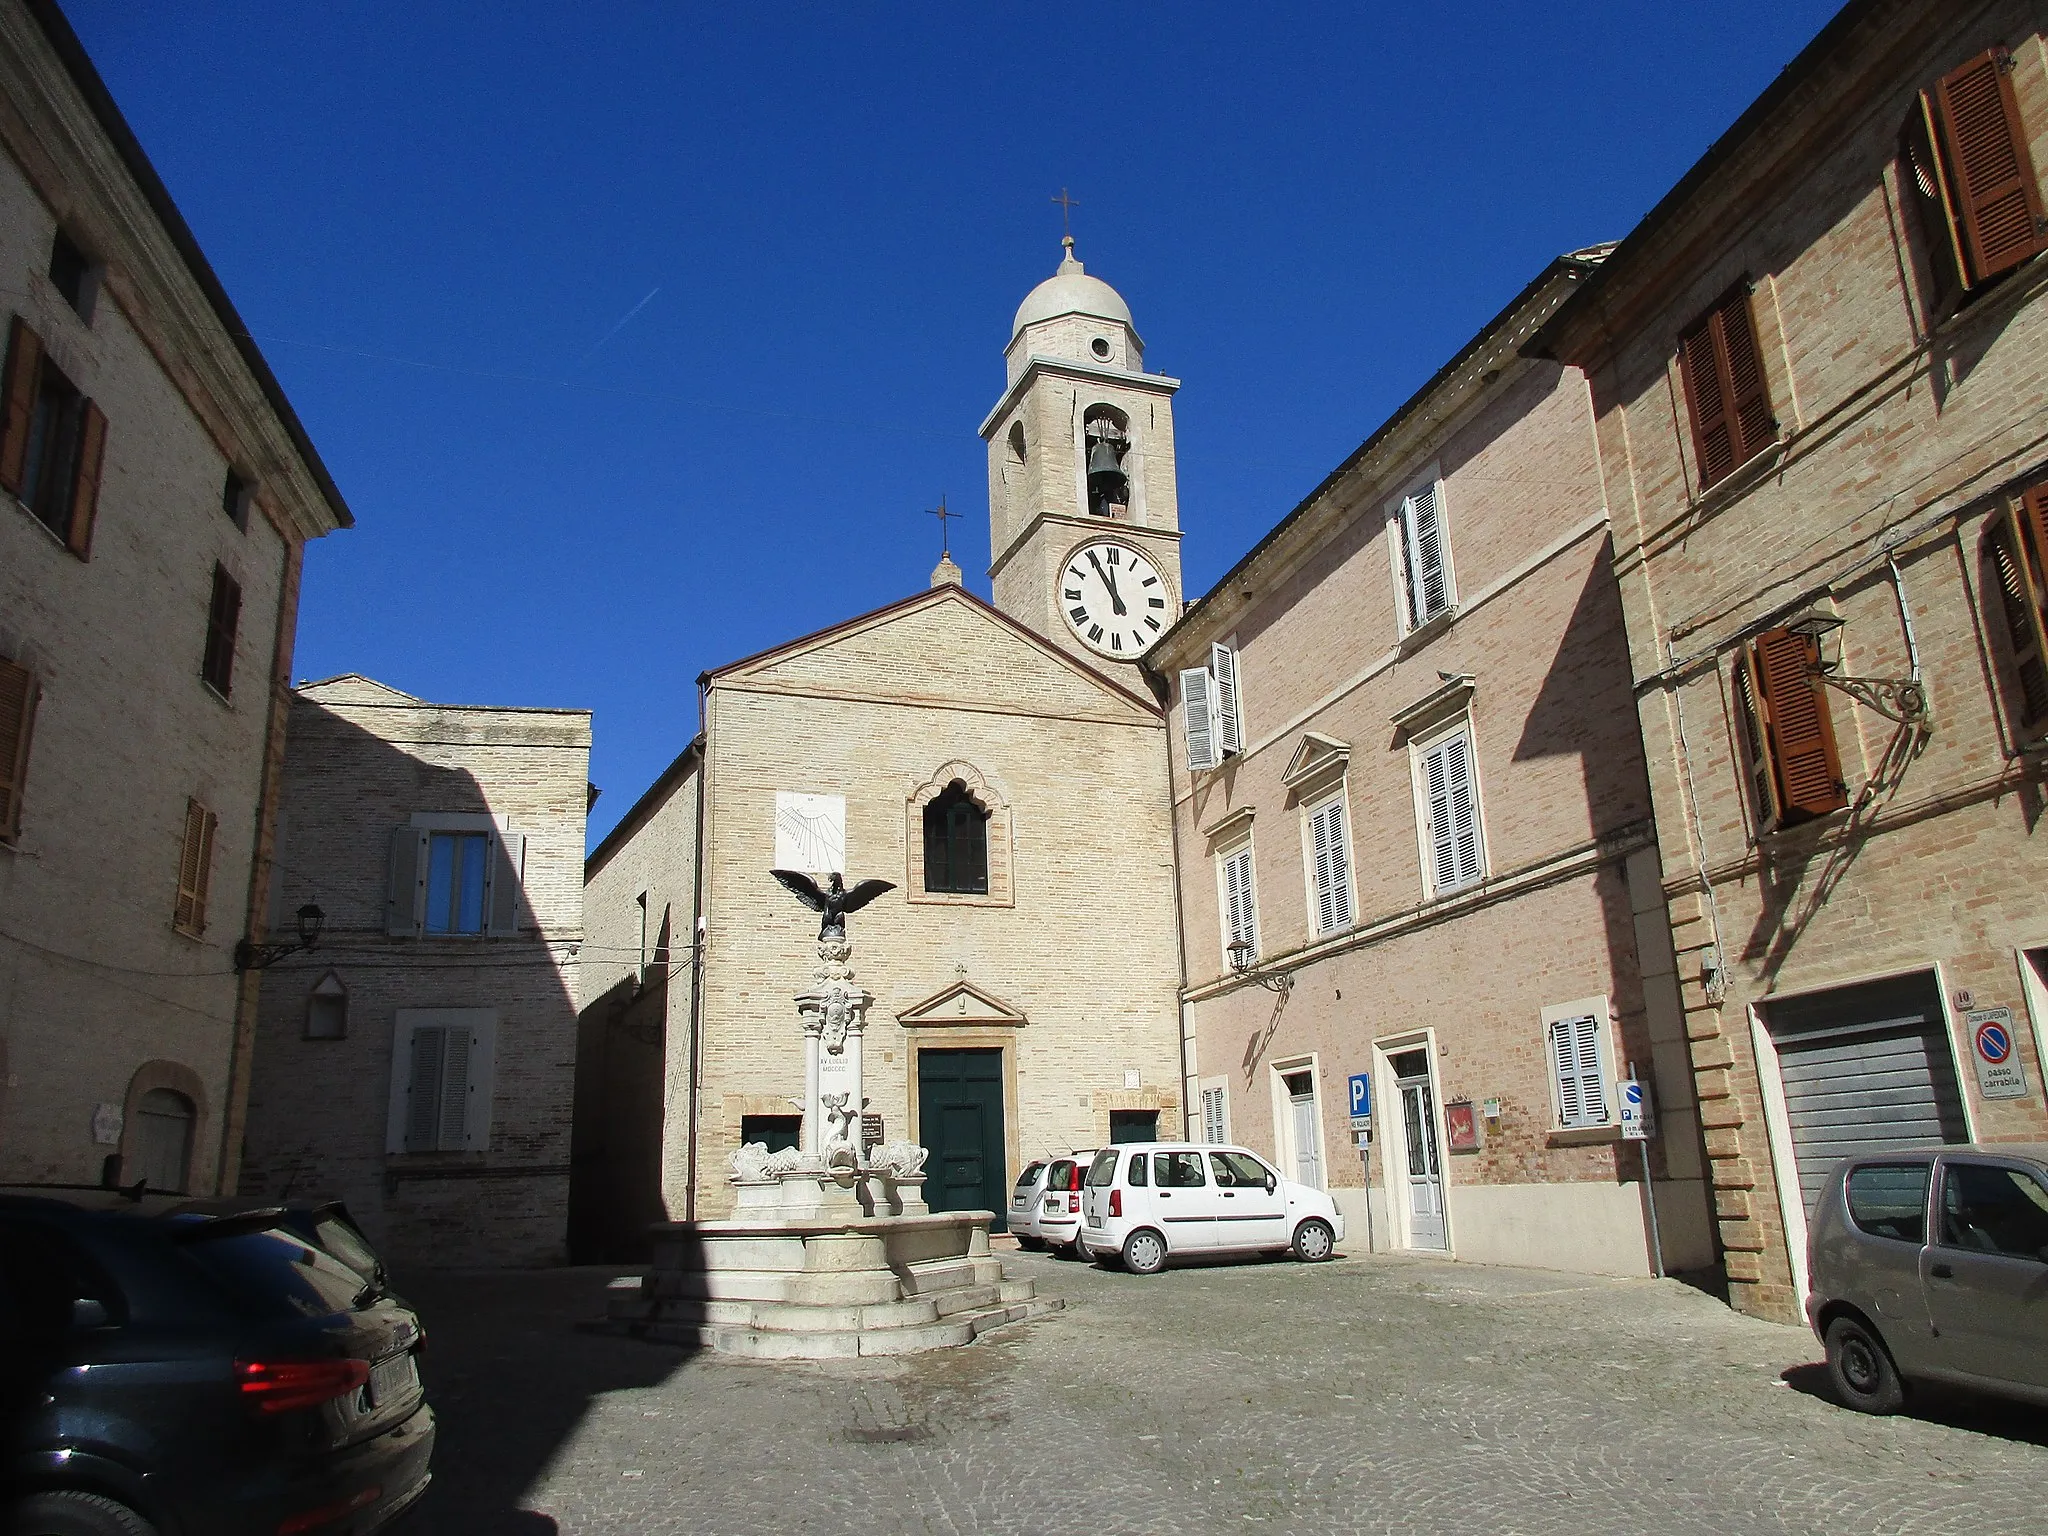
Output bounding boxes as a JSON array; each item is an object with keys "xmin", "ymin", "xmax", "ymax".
[{"xmin": 1080, "ymin": 1142, "xmax": 1343, "ymax": 1275}]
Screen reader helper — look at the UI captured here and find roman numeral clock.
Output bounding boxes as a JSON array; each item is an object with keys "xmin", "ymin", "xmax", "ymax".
[{"xmin": 1060, "ymin": 540, "xmax": 1169, "ymax": 658}]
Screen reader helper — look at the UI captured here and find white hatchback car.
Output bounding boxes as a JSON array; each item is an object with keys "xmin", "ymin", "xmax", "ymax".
[
  {"xmin": 1080, "ymin": 1142, "xmax": 1343, "ymax": 1275},
  {"xmin": 1036, "ymin": 1150, "xmax": 1098, "ymax": 1257},
  {"xmin": 1008, "ymin": 1159, "xmax": 1053, "ymax": 1248}
]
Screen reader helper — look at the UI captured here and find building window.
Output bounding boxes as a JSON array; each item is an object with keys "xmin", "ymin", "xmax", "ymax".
[
  {"xmin": 740, "ymin": 1114, "xmax": 802, "ymax": 1153},
  {"xmin": 0, "ymin": 317, "xmax": 106, "ymax": 557},
  {"xmin": 1219, "ymin": 841, "xmax": 1258, "ymax": 962},
  {"xmin": 1902, "ymin": 48, "xmax": 2047, "ymax": 316},
  {"xmin": 172, "ymin": 797, "xmax": 217, "ymax": 938},
  {"xmin": 923, "ymin": 781, "xmax": 989, "ymax": 894},
  {"xmin": 1545, "ymin": 1002, "xmax": 1614, "ymax": 1130},
  {"xmin": 305, "ymin": 971, "xmax": 348, "ymax": 1041},
  {"xmin": 1987, "ymin": 486, "xmax": 2048, "ymax": 736},
  {"xmin": 1305, "ymin": 794, "xmax": 1353, "ymax": 938},
  {"xmin": 1388, "ymin": 475, "xmax": 1454, "ymax": 632},
  {"xmin": 1199, "ymin": 1080, "xmax": 1229, "ymax": 1144},
  {"xmin": 201, "ymin": 564, "xmax": 241, "ymax": 698},
  {"xmin": 1179, "ymin": 644, "xmax": 1243, "ymax": 774},
  {"xmin": 1109, "ymin": 1109, "xmax": 1158, "ymax": 1143},
  {"xmin": 1735, "ymin": 628, "xmax": 1847, "ymax": 831},
  {"xmin": 906, "ymin": 762, "xmax": 1012, "ymax": 906},
  {"xmin": 1006, "ymin": 421, "xmax": 1026, "ymax": 464},
  {"xmin": 1676, "ymin": 285, "xmax": 1776, "ymax": 491},
  {"xmin": 387, "ymin": 822, "xmax": 526, "ymax": 938},
  {"xmin": 386, "ymin": 1009, "xmax": 496, "ymax": 1154},
  {"xmin": 1417, "ymin": 725, "xmax": 1485, "ymax": 897},
  {"xmin": 0, "ymin": 656, "xmax": 38, "ymax": 845},
  {"xmin": 48, "ymin": 230, "xmax": 99, "ymax": 321},
  {"xmin": 1083, "ymin": 404, "xmax": 1130, "ymax": 518},
  {"xmin": 222, "ymin": 469, "xmax": 252, "ymax": 532}
]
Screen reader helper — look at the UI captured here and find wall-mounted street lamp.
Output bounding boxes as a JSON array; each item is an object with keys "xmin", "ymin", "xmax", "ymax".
[
  {"xmin": 235, "ymin": 904, "xmax": 325, "ymax": 972},
  {"xmin": 1784, "ymin": 611, "xmax": 1928, "ymax": 726},
  {"xmin": 1226, "ymin": 938, "xmax": 1292, "ymax": 994}
]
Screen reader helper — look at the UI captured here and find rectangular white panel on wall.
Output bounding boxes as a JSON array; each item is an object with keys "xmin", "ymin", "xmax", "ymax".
[{"xmin": 775, "ymin": 791, "xmax": 846, "ymax": 874}]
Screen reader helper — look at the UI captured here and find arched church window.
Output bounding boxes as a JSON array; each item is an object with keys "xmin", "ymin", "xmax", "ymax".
[
  {"xmin": 923, "ymin": 780, "xmax": 989, "ymax": 895},
  {"xmin": 1084, "ymin": 404, "xmax": 1130, "ymax": 518},
  {"xmin": 1007, "ymin": 421, "xmax": 1027, "ymax": 464}
]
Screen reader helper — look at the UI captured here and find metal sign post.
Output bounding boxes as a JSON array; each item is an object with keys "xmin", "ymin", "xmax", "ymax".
[
  {"xmin": 1349, "ymin": 1071, "xmax": 1373, "ymax": 1254},
  {"xmin": 1620, "ymin": 1076, "xmax": 1664, "ymax": 1280}
]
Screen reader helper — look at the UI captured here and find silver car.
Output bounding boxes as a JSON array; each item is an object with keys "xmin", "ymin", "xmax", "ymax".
[{"xmin": 1806, "ymin": 1143, "xmax": 2048, "ymax": 1413}]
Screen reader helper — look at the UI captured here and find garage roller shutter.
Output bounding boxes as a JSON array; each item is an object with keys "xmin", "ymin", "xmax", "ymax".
[{"xmin": 1765, "ymin": 973, "xmax": 1968, "ymax": 1214}]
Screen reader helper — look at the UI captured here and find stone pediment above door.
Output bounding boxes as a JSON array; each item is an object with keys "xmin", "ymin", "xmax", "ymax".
[{"xmin": 897, "ymin": 979, "xmax": 1028, "ymax": 1030}]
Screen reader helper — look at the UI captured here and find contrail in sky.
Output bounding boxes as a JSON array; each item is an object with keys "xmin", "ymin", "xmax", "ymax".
[{"xmin": 575, "ymin": 286, "xmax": 661, "ymax": 368}]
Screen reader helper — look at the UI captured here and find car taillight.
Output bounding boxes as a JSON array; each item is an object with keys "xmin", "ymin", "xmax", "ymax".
[
  {"xmin": 1109, "ymin": 1189, "xmax": 1122, "ymax": 1218},
  {"xmin": 236, "ymin": 1358, "xmax": 370, "ymax": 1414}
]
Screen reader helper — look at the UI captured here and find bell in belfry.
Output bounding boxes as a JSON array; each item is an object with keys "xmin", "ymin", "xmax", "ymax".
[{"xmin": 1086, "ymin": 430, "xmax": 1128, "ymax": 516}]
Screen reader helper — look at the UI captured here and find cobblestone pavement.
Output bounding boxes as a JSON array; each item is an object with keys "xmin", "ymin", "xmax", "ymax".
[{"xmin": 396, "ymin": 1245, "xmax": 2047, "ymax": 1536}]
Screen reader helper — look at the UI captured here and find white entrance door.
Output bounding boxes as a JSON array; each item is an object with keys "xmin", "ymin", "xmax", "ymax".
[
  {"xmin": 1282, "ymin": 1070, "xmax": 1322, "ymax": 1188},
  {"xmin": 1390, "ymin": 1049, "xmax": 1446, "ymax": 1249}
]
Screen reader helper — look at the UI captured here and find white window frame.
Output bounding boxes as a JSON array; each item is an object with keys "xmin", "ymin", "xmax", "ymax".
[
  {"xmin": 1301, "ymin": 787, "xmax": 1354, "ymax": 939},
  {"xmin": 385, "ymin": 1007, "xmax": 498, "ymax": 1154},
  {"xmin": 1199, "ymin": 1076, "xmax": 1230, "ymax": 1145},
  {"xmin": 1216, "ymin": 833, "xmax": 1260, "ymax": 965},
  {"xmin": 1409, "ymin": 715, "xmax": 1487, "ymax": 899},
  {"xmin": 1541, "ymin": 997, "xmax": 1617, "ymax": 1132},
  {"xmin": 1384, "ymin": 466, "xmax": 1457, "ymax": 635}
]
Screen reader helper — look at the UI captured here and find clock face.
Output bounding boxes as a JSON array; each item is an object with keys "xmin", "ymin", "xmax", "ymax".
[{"xmin": 1060, "ymin": 540, "xmax": 1171, "ymax": 657}]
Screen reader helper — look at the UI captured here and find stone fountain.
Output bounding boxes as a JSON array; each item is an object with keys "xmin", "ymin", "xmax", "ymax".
[{"xmin": 608, "ymin": 872, "xmax": 1057, "ymax": 1358}]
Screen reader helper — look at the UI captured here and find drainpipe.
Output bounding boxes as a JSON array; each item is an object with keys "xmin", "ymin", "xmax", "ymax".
[
  {"xmin": 683, "ymin": 683, "xmax": 711, "ymax": 1223},
  {"xmin": 1147, "ymin": 662, "xmax": 1196, "ymax": 1138}
]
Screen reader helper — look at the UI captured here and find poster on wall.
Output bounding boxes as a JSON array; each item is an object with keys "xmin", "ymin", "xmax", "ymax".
[{"xmin": 1444, "ymin": 1099, "xmax": 1480, "ymax": 1152}]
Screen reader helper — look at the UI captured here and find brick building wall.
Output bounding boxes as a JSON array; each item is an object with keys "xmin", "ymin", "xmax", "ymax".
[
  {"xmin": 240, "ymin": 677, "xmax": 590, "ymax": 1268},
  {"xmin": 1153, "ymin": 261, "xmax": 1717, "ymax": 1278},
  {"xmin": 0, "ymin": 1, "xmax": 347, "ymax": 1195},
  {"xmin": 1540, "ymin": 0, "xmax": 2048, "ymax": 1319}
]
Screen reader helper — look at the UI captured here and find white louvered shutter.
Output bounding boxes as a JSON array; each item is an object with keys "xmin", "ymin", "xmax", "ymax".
[
  {"xmin": 1181, "ymin": 667, "xmax": 1218, "ymax": 773},
  {"xmin": 1424, "ymin": 732, "xmax": 1483, "ymax": 895},
  {"xmin": 1310, "ymin": 801, "xmax": 1351, "ymax": 935},
  {"xmin": 1201, "ymin": 1086, "xmax": 1227, "ymax": 1144},
  {"xmin": 387, "ymin": 827, "xmax": 427, "ymax": 936},
  {"xmin": 1403, "ymin": 483, "xmax": 1450, "ymax": 627},
  {"xmin": 405, "ymin": 1026, "xmax": 447, "ymax": 1151},
  {"xmin": 485, "ymin": 830, "xmax": 526, "ymax": 937},
  {"xmin": 1223, "ymin": 845, "xmax": 1256, "ymax": 954},
  {"xmin": 437, "ymin": 1025, "xmax": 473, "ymax": 1150},
  {"xmin": 1211, "ymin": 643, "xmax": 1242, "ymax": 756},
  {"xmin": 1550, "ymin": 1013, "xmax": 1611, "ymax": 1128}
]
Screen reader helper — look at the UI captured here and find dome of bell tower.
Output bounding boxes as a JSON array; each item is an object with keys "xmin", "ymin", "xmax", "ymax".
[{"xmin": 1011, "ymin": 237, "xmax": 1134, "ymax": 340}]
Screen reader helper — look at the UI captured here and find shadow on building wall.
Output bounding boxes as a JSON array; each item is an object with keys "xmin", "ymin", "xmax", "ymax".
[
  {"xmin": 568, "ymin": 945, "xmax": 669, "ymax": 1262},
  {"xmin": 242, "ymin": 697, "xmax": 584, "ymax": 1270}
]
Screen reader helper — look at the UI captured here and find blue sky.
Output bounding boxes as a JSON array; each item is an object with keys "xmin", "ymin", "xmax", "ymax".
[{"xmin": 66, "ymin": 1, "xmax": 1844, "ymax": 845}]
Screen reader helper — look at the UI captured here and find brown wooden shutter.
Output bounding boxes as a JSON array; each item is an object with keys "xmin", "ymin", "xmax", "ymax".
[
  {"xmin": 1905, "ymin": 94, "xmax": 1969, "ymax": 315},
  {"xmin": 1932, "ymin": 49, "xmax": 2048, "ymax": 286},
  {"xmin": 0, "ymin": 317, "xmax": 42, "ymax": 495},
  {"xmin": 1678, "ymin": 288, "xmax": 1775, "ymax": 491},
  {"xmin": 0, "ymin": 657, "xmax": 37, "ymax": 843},
  {"xmin": 1750, "ymin": 628, "xmax": 1847, "ymax": 823},
  {"xmin": 66, "ymin": 399, "xmax": 104, "ymax": 558},
  {"xmin": 174, "ymin": 797, "xmax": 217, "ymax": 936},
  {"xmin": 203, "ymin": 565, "xmax": 241, "ymax": 696},
  {"xmin": 1990, "ymin": 508, "xmax": 2048, "ymax": 727},
  {"xmin": 1733, "ymin": 651, "xmax": 1780, "ymax": 828}
]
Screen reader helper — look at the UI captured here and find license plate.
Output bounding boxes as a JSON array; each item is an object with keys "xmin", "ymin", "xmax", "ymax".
[
  {"xmin": 1085, "ymin": 1215, "xmax": 1102, "ymax": 1228},
  {"xmin": 369, "ymin": 1353, "xmax": 418, "ymax": 1405}
]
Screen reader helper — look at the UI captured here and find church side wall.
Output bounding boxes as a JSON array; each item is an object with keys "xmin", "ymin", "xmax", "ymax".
[{"xmin": 694, "ymin": 678, "xmax": 1182, "ymax": 1220}]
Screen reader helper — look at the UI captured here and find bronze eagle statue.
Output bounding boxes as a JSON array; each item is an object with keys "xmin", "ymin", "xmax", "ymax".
[{"xmin": 769, "ymin": 869, "xmax": 896, "ymax": 941}]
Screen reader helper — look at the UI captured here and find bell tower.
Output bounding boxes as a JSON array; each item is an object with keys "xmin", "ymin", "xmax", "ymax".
[{"xmin": 979, "ymin": 237, "xmax": 1183, "ymax": 677}]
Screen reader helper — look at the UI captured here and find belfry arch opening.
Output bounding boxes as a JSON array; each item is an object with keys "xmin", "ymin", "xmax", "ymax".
[{"xmin": 1083, "ymin": 404, "xmax": 1130, "ymax": 518}]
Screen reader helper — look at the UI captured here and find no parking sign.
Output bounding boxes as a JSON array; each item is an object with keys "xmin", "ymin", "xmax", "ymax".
[{"xmin": 1965, "ymin": 1007, "xmax": 2031, "ymax": 1101}]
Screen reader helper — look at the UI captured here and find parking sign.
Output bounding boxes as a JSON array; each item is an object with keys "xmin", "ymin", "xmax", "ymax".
[
  {"xmin": 1619, "ymin": 1078, "xmax": 1655, "ymax": 1140},
  {"xmin": 1348, "ymin": 1072, "xmax": 1371, "ymax": 1130}
]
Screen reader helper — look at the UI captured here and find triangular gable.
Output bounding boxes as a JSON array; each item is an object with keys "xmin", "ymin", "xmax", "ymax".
[
  {"xmin": 708, "ymin": 585, "xmax": 1159, "ymax": 725},
  {"xmin": 897, "ymin": 978, "xmax": 1028, "ymax": 1029},
  {"xmin": 296, "ymin": 674, "xmax": 421, "ymax": 705},
  {"xmin": 1280, "ymin": 731, "xmax": 1351, "ymax": 791}
]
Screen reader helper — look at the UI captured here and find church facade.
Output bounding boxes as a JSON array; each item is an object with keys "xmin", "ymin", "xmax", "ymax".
[{"xmin": 580, "ymin": 244, "xmax": 1187, "ymax": 1238}]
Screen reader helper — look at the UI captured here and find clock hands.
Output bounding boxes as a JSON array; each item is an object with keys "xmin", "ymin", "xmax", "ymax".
[{"xmin": 1085, "ymin": 549, "xmax": 1128, "ymax": 616}]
